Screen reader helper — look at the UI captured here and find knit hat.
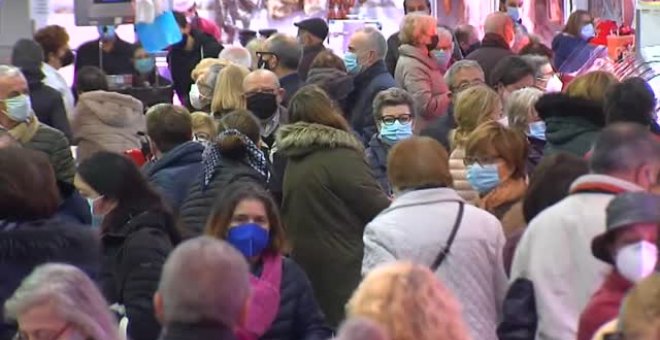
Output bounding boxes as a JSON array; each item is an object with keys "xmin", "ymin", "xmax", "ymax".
[
  {"xmin": 591, "ymin": 192, "xmax": 660, "ymax": 264},
  {"xmin": 11, "ymin": 39, "xmax": 44, "ymax": 71},
  {"xmin": 294, "ymin": 18, "xmax": 329, "ymax": 41}
]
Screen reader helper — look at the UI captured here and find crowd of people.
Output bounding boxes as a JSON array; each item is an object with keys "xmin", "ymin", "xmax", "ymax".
[{"xmin": 1, "ymin": 1, "xmax": 660, "ymax": 339}]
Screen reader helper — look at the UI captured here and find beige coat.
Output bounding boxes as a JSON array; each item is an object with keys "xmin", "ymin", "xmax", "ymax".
[
  {"xmin": 449, "ymin": 147, "xmax": 478, "ymax": 204},
  {"xmin": 72, "ymin": 91, "xmax": 145, "ymax": 162}
]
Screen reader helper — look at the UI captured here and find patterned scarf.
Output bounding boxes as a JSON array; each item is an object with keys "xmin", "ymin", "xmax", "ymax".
[{"xmin": 202, "ymin": 129, "xmax": 269, "ymax": 188}]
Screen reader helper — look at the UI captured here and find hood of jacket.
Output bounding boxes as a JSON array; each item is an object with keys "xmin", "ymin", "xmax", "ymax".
[
  {"xmin": 398, "ymin": 44, "xmax": 438, "ymax": 71},
  {"xmin": 276, "ymin": 122, "xmax": 363, "ymax": 158},
  {"xmin": 144, "ymin": 141, "xmax": 204, "ymax": 176},
  {"xmin": 77, "ymin": 90, "xmax": 144, "ymax": 128},
  {"xmin": 536, "ymin": 93, "xmax": 605, "ymax": 145},
  {"xmin": 306, "ymin": 68, "xmax": 355, "ymax": 102}
]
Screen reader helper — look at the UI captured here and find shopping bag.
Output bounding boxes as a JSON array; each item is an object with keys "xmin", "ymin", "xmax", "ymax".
[{"xmin": 135, "ymin": 10, "xmax": 183, "ymax": 53}]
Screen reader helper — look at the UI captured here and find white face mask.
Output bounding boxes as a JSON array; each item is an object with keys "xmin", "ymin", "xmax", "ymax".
[
  {"xmin": 615, "ymin": 241, "xmax": 658, "ymax": 283},
  {"xmin": 545, "ymin": 74, "xmax": 563, "ymax": 93},
  {"xmin": 189, "ymin": 84, "xmax": 208, "ymax": 110},
  {"xmin": 498, "ymin": 116, "xmax": 509, "ymax": 127}
]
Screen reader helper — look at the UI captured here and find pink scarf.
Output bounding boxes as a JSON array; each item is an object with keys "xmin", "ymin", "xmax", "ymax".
[{"xmin": 237, "ymin": 252, "xmax": 283, "ymax": 340}]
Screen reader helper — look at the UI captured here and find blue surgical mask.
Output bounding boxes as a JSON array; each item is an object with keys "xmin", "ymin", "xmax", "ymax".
[
  {"xmin": 343, "ymin": 52, "xmax": 361, "ymax": 74},
  {"xmin": 227, "ymin": 223, "xmax": 270, "ymax": 258},
  {"xmin": 528, "ymin": 121, "xmax": 546, "ymax": 141},
  {"xmin": 2, "ymin": 94, "xmax": 32, "ymax": 123},
  {"xmin": 86, "ymin": 196, "xmax": 104, "ymax": 228},
  {"xmin": 467, "ymin": 163, "xmax": 501, "ymax": 194},
  {"xmin": 134, "ymin": 58, "xmax": 155, "ymax": 75},
  {"xmin": 380, "ymin": 120, "xmax": 413, "ymax": 145},
  {"xmin": 580, "ymin": 23, "xmax": 595, "ymax": 40},
  {"xmin": 507, "ymin": 6, "xmax": 521, "ymax": 22},
  {"xmin": 431, "ymin": 50, "xmax": 451, "ymax": 68},
  {"xmin": 98, "ymin": 25, "xmax": 116, "ymax": 40}
]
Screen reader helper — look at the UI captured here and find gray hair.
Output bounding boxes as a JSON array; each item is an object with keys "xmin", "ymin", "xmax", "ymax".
[
  {"xmin": 505, "ymin": 87, "xmax": 543, "ymax": 131},
  {"xmin": 443, "ymin": 60, "xmax": 484, "ymax": 89},
  {"xmin": 157, "ymin": 236, "xmax": 250, "ymax": 326},
  {"xmin": 356, "ymin": 27, "xmax": 387, "ymax": 60},
  {"xmin": 265, "ymin": 34, "xmax": 303, "ymax": 70},
  {"xmin": 436, "ymin": 26, "xmax": 453, "ymax": 43},
  {"xmin": 0, "ymin": 65, "xmax": 23, "ymax": 80},
  {"xmin": 5, "ymin": 263, "xmax": 119, "ymax": 340},
  {"xmin": 372, "ymin": 88, "xmax": 415, "ymax": 121},
  {"xmin": 521, "ymin": 55, "xmax": 551, "ymax": 78},
  {"xmin": 219, "ymin": 45, "xmax": 253, "ymax": 69},
  {"xmin": 337, "ymin": 317, "xmax": 390, "ymax": 340},
  {"xmin": 590, "ymin": 123, "xmax": 660, "ymax": 175}
]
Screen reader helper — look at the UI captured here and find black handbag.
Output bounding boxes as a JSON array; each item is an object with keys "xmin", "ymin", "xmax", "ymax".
[{"xmin": 430, "ymin": 202, "xmax": 465, "ymax": 270}]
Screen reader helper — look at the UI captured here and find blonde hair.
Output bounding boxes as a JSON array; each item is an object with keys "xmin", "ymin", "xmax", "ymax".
[
  {"xmin": 399, "ymin": 13, "xmax": 437, "ymax": 46},
  {"xmin": 451, "ymin": 85, "xmax": 501, "ymax": 148},
  {"xmin": 347, "ymin": 262, "xmax": 470, "ymax": 340},
  {"xmin": 465, "ymin": 121, "xmax": 529, "ymax": 180},
  {"xmin": 246, "ymin": 38, "xmax": 266, "ymax": 70},
  {"xmin": 191, "ymin": 111, "xmax": 217, "ymax": 139},
  {"xmin": 565, "ymin": 71, "xmax": 619, "ymax": 105},
  {"xmin": 619, "ymin": 274, "xmax": 660, "ymax": 339},
  {"xmin": 505, "ymin": 87, "xmax": 544, "ymax": 132},
  {"xmin": 210, "ymin": 64, "xmax": 250, "ymax": 117},
  {"xmin": 190, "ymin": 58, "xmax": 228, "ymax": 82}
]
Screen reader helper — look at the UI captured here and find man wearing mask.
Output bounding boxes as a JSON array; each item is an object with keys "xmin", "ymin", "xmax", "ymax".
[
  {"xmin": 465, "ymin": 12, "xmax": 515, "ymax": 84},
  {"xmin": 500, "ymin": 0, "xmax": 530, "ymax": 52},
  {"xmin": 258, "ymin": 34, "xmax": 303, "ymax": 107},
  {"xmin": 74, "ymin": 25, "xmax": 135, "ymax": 77},
  {"xmin": 295, "ymin": 18, "xmax": 328, "ymax": 81},
  {"xmin": 242, "ymin": 69, "xmax": 288, "ymax": 148},
  {"xmin": 385, "ymin": 0, "xmax": 431, "ymax": 76},
  {"xmin": 345, "ymin": 27, "xmax": 396, "ymax": 145},
  {"xmin": 34, "ymin": 25, "xmax": 76, "ymax": 120},
  {"xmin": 577, "ymin": 192, "xmax": 660, "ymax": 340},
  {"xmin": 430, "ymin": 27, "xmax": 455, "ymax": 73}
]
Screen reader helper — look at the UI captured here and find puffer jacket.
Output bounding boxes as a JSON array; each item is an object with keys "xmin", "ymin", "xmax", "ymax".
[
  {"xmin": 365, "ymin": 135, "xmax": 391, "ymax": 195},
  {"xmin": 261, "ymin": 257, "xmax": 333, "ymax": 340},
  {"xmin": 22, "ymin": 68, "xmax": 72, "ymax": 142},
  {"xmin": 449, "ymin": 147, "xmax": 478, "ymax": 204},
  {"xmin": 305, "ymin": 67, "xmax": 354, "ymax": 115},
  {"xmin": 73, "ymin": 90, "xmax": 145, "ymax": 162},
  {"xmin": 395, "ymin": 44, "xmax": 450, "ymax": 132},
  {"xmin": 0, "ymin": 218, "xmax": 100, "ymax": 339}
]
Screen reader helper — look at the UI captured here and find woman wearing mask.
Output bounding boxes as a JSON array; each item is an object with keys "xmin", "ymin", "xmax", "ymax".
[
  {"xmin": 520, "ymin": 54, "xmax": 563, "ymax": 93},
  {"xmin": 552, "ymin": 10, "xmax": 596, "ymax": 72},
  {"xmin": 429, "ymin": 27, "xmax": 455, "ymax": 73},
  {"xmin": 132, "ymin": 46, "xmax": 171, "ymax": 88},
  {"xmin": 449, "ymin": 85, "xmax": 502, "ymax": 204},
  {"xmin": 464, "ymin": 121, "xmax": 528, "ymax": 220},
  {"xmin": 205, "ymin": 182, "xmax": 332, "ymax": 339},
  {"xmin": 189, "ymin": 59, "xmax": 227, "ymax": 112},
  {"xmin": 504, "ymin": 87, "xmax": 545, "ymax": 174},
  {"xmin": 179, "ymin": 110, "xmax": 269, "ymax": 238},
  {"xmin": 211, "ymin": 64, "xmax": 250, "ymax": 118},
  {"xmin": 577, "ymin": 192, "xmax": 660, "ymax": 340},
  {"xmin": 395, "ymin": 13, "xmax": 450, "ymax": 132},
  {"xmin": 75, "ymin": 152, "xmax": 180, "ymax": 340}
]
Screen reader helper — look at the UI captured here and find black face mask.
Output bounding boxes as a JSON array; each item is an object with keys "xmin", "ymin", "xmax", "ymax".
[
  {"xmin": 247, "ymin": 92, "xmax": 278, "ymax": 120},
  {"xmin": 427, "ymin": 35, "xmax": 440, "ymax": 52},
  {"xmin": 60, "ymin": 49, "xmax": 75, "ymax": 67}
]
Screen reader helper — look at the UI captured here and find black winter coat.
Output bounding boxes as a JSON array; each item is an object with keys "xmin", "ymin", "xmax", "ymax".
[
  {"xmin": 365, "ymin": 135, "xmax": 391, "ymax": 195},
  {"xmin": 101, "ymin": 210, "xmax": 177, "ymax": 340},
  {"xmin": 0, "ymin": 218, "xmax": 100, "ymax": 339},
  {"xmin": 22, "ymin": 68, "xmax": 72, "ymax": 142},
  {"xmin": 179, "ymin": 158, "xmax": 268, "ymax": 238},
  {"xmin": 421, "ymin": 104, "xmax": 455, "ymax": 151},
  {"xmin": 260, "ymin": 257, "xmax": 333, "ymax": 340},
  {"xmin": 465, "ymin": 34, "xmax": 514, "ymax": 86}
]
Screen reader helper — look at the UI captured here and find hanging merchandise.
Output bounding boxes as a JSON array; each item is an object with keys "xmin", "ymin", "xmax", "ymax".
[{"xmin": 135, "ymin": 0, "xmax": 182, "ymax": 53}]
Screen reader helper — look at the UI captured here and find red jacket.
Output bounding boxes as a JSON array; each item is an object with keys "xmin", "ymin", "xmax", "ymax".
[{"xmin": 577, "ymin": 270, "xmax": 633, "ymax": 340}]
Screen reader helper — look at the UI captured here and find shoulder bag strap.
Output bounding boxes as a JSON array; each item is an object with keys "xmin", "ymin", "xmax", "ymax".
[{"xmin": 431, "ymin": 202, "xmax": 465, "ymax": 270}]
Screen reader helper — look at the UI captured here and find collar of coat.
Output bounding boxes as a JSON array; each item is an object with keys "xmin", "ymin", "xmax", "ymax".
[
  {"xmin": 480, "ymin": 33, "xmax": 511, "ymax": 50},
  {"xmin": 397, "ymin": 44, "xmax": 439, "ymax": 70},
  {"xmin": 536, "ymin": 93, "xmax": 605, "ymax": 127},
  {"xmin": 9, "ymin": 114, "xmax": 40, "ymax": 144},
  {"xmin": 569, "ymin": 174, "xmax": 645, "ymax": 195},
  {"xmin": 276, "ymin": 122, "xmax": 363, "ymax": 157}
]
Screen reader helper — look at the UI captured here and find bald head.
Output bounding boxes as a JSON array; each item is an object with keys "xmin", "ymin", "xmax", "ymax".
[
  {"xmin": 484, "ymin": 12, "xmax": 514, "ymax": 45},
  {"xmin": 243, "ymin": 69, "xmax": 285, "ymax": 106}
]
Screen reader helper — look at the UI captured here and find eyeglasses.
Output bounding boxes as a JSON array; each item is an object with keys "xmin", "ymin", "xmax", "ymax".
[
  {"xmin": 454, "ymin": 79, "xmax": 485, "ymax": 92},
  {"xmin": 380, "ymin": 114, "xmax": 412, "ymax": 125},
  {"xmin": 464, "ymin": 155, "xmax": 502, "ymax": 166}
]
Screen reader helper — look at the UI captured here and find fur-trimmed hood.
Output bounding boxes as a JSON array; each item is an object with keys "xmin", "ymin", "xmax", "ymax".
[
  {"xmin": 276, "ymin": 122, "xmax": 363, "ymax": 158},
  {"xmin": 535, "ymin": 93, "xmax": 605, "ymax": 127}
]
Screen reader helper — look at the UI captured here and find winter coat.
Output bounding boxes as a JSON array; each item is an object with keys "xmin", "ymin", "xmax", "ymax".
[
  {"xmin": 395, "ymin": 44, "xmax": 450, "ymax": 132},
  {"xmin": 143, "ymin": 141, "xmax": 204, "ymax": 213},
  {"xmin": 72, "ymin": 90, "xmax": 145, "ymax": 163},
  {"xmin": 449, "ymin": 147, "xmax": 478, "ymax": 204},
  {"xmin": 276, "ymin": 122, "xmax": 390, "ymax": 328},
  {"xmin": 500, "ymin": 174, "xmax": 644, "ymax": 340},
  {"xmin": 261, "ymin": 257, "xmax": 333, "ymax": 340},
  {"xmin": 385, "ymin": 32, "xmax": 401, "ymax": 76},
  {"xmin": 305, "ymin": 67, "xmax": 355, "ymax": 115},
  {"xmin": 0, "ymin": 218, "xmax": 100, "ymax": 339},
  {"xmin": 536, "ymin": 93, "xmax": 604, "ymax": 157},
  {"xmin": 577, "ymin": 271, "xmax": 632, "ymax": 340},
  {"xmin": 75, "ymin": 37, "xmax": 135, "ymax": 76},
  {"xmin": 159, "ymin": 323, "xmax": 237, "ymax": 340},
  {"xmin": 551, "ymin": 33, "xmax": 590, "ymax": 72},
  {"xmin": 101, "ymin": 210, "xmax": 176, "ymax": 340},
  {"xmin": 348, "ymin": 61, "xmax": 397, "ymax": 144},
  {"xmin": 56, "ymin": 180, "xmax": 92, "ymax": 225},
  {"xmin": 526, "ymin": 136, "xmax": 545, "ymax": 176},
  {"xmin": 362, "ymin": 188, "xmax": 507, "ymax": 340},
  {"xmin": 280, "ymin": 73, "xmax": 304, "ymax": 108},
  {"xmin": 421, "ymin": 104, "xmax": 455, "ymax": 152},
  {"xmin": 22, "ymin": 68, "xmax": 72, "ymax": 142},
  {"xmin": 465, "ymin": 33, "xmax": 514, "ymax": 86},
  {"xmin": 298, "ymin": 44, "xmax": 326, "ymax": 81},
  {"xmin": 365, "ymin": 135, "xmax": 392, "ymax": 195},
  {"xmin": 179, "ymin": 158, "xmax": 268, "ymax": 239}
]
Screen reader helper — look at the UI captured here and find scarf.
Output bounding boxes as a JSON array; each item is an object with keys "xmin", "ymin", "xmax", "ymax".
[
  {"xmin": 479, "ymin": 178, "xmax": 527, "ymax": 218},
  {"xmin": 201, "ymin": 129, "xmax": 269, "ymax": 188},
  {"xmin": 8, "ymin": 115, "xmax": 39, "ymax": 144},
  {"xmin": 236, "ymin": 252, "xmax": 283, "ymax": 339}
]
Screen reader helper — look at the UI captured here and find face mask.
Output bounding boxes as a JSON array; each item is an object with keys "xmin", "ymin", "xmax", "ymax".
[
  {"xmin": 86, "ymin": 196, "xmax": 104, "ymax": 228},
  {"xmin": 467, "ymin": 163, "xmax": 501, "ymax": 194},
  {"xmin": 498, "ymin": 116, "xmax": 509, "ymax": 127},
  {"xmin": 507, "ymin": 6, "xmax": 521, "ymax": 22},
  {"xmin": 227, "ymin": 223, "xmax": 270, "ymax": 258},
  {"xmin": 431, "ymin": 50, "xmax": 451, "ymax": 68},
  {"xmin": 343, "ymin": 52, "xmax": 361, "ymax": 74},
  {"xmin": 580, "ymin": 23, "xmax": 595, "ymax": 40},
  {"xmin": 134, "ymin": 58, "xmax": 156, "ymax": 75},
  {"xmin": 427, "ymin": 35, "xmax": 440, "ymax": 53},
  {"xmin": 189, "ymin": 84, "xmax": 208, "ymax": 110},
  {"xmin": 615, "ymin": 241, "xmax": 658, "ymax": 283},
  {"xmin": 528, "ymin": 121, "xmax": 546, "ymax": 141},
  {"xmin": 97, "ymin": 25, "xmax": 116, "ymax": 40},
  {"xmin": 60, "ymin": 49, "xmax": 75, "ymax": 67},
  {"xmin": 380, "ymin": 120, "xmax": 413, "ymax": 145},
  {"xmin": 545, "ymin": 74, "xmax": 563, "ymax": 93},
  {"xmin": 247, "ymin": 92, "xmax": 278, "ymax": 120},
  {"xmin": 1, "ymin": 94, "xmax": 32, "ymax": 123}
]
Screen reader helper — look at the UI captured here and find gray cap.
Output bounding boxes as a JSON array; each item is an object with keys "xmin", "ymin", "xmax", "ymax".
[{"xmin": 591, "ymin": 192, "xmax": 660, "ymax": 264}]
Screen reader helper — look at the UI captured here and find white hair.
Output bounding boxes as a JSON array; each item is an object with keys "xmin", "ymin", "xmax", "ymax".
[
  {"xmin": 0, "ymin": 65, "xmax": 23, "ymax": 80},
  {"xmin": 4, "ymin": 263, "xmax": 119, "ymax": 340},
  {"xmin": 219, "ymin": 46, "xmax": 253, "ymax": 70},
  {"xmin": 158, "ymin": 236, "xmax": 250, "ymax": 326},
  {"xmin": 356, "ymin": 27, "xmax": 388, "ymax": 60},
  {"xmin": 443, "ymin": 60, "xmax": 484, "ymax": 89},
  {"xmin": 505, "ymin": 87, "xmax": 544, "ymax": 130}
]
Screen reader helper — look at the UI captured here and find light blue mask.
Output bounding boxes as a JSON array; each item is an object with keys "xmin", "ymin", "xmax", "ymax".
[
  {"xmin": 580, "ymin": 23, "xmax": 595, "ymax": 40},
  {"xmin": 2, "ymin": 94, "xmax": 32, "ymax": 123},
  {"xmin": 343, "ymin": 52, "xmax": 361, "ymax": 74},
  {"xmin": 528, "ymin": 121, "xmax": 546, "ymax": 141},
  {"xmin": 467, "ymin": 163, "xmax": 501, "ymax": 194},
  {"xmin": 98, "ymin": 25, "xmax": 117, "ymax": 40},
  {"xmin": 86, "ymin": 197, "xmax": 104, "ymax": 228},
  {"xmin": 134, "ymin": 58, "xmax": 156, "ymax": 75},
  {"xmin": 431, "ymin": 50, "xmax": 451, "ymax": 69},
  {"xmin": 380, "ymin": 120, "xmax": 413, "ymax": 145},
  {"xmin": 507, "ymin": 6, "xmax": 521, "ymax": 22}
]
